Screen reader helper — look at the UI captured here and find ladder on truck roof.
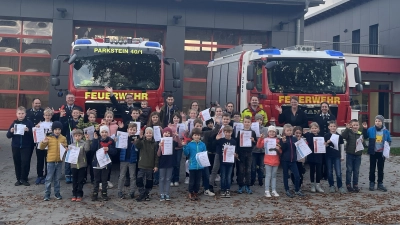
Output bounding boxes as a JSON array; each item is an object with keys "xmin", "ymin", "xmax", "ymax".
[{"xmin": 214, "ymin": 44, "xmax": 262, "ymax": 59}]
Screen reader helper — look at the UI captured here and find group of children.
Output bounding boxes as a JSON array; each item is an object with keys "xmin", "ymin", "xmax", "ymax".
[{"xmin": 7, "ymin": 100, "xmax": 392, "ymax": 202}]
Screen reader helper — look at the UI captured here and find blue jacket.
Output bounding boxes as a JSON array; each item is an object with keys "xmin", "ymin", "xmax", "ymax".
[
  {"xmin": 119, "ymin": 136, "xmax": 137, "ymax": 164},
  {"xmin": 280, "ymin": 136, "xmax": 298, "ymax": 162},
  {"xmin": 6, "ymin": 118, "xmax": 34, "ymax": 148},
  {"xmin": 184, "ymin": 140, "xmax": 206, "ymax": 170},
  {"xmin": 363, "ymin": 126, "xmax": 391, "ymax": 155}
]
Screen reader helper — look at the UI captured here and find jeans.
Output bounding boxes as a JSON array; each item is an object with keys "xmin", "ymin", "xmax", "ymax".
[
  {"xmin": 346, "ymin": 154, "xmax": 362, "ymax": 186},
  {"xmin": 93, "ymin": 168, "xmax": 109, "ymax": 194},
  {"xmin": 137, "ymin": 169, "xmax": 153, "ymax": 196},
  {"xmin": 265, "ymin": 165, "xmax": 278, "ymax": 192},
  {"xmin": 220, "ymin": 163, "xmax": 233, "ymax": 191},
  {"xmin": 45, "ymin": 162, "xmax": 62, "ymax": 196},
  {"xmin": 153, "ymin": 170, "xmax": 159, "ymax": 185},
  {"xmin": 171, "ymin": 149, "xmax": 183, "ymax": 183},
  {"xmin": 238, "ymin": 151, "xmax": 252, "ymax": 187},
  {"xmin": 36, "ymin": 148, "xmax": 47, "ymax": 177},
  {"xmin": 159, "ymin": 167, "xmax": 173, "ymax": 195},
  {"xmin": 71, "ymin": 167, "xmax": 86, "ymax": 197},
  {"xmin": 291, "ymin": 162, "xmax": 304, "ymax": 187},
  {"xmin": 209, "ymin": 154, "xmax": 220, "ymax": 185},
  {"xmin": 65, "ymin": 162, "xmax": 72, "ymax": 181},
  {"xmin": 282, "ymin": 161, "xmax": 300, "ymax": 192},
  {"xmin": 202, "ymin": 165, "xmax": 210, "ymax": 190},
  {"xmin": 251, "ymin": 153, "xmax": 264, "ymax": 184},
  {"xmin": 118, "ymin": 162, "xmax": 137, "ymax": 193},
  {"xmin": 12, "ymin": 147, "xmax": 32, "ymax": 181},
  {"xmin": 326, "ymin": 156, "xmax": 343, "ymax": 188},
  {"xmin": 309, "ymin": 162, "xmax": 322, "ymax": 183},
  {"xmin": 369, "ymin": 152, "xmax": 385, "ymax": 184},
  {"xmin": 188, "ymin": 169, "xmax": 202, "ymax": 193}
]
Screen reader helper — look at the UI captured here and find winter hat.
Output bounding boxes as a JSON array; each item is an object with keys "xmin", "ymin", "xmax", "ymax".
[
  {"xmin": 100, "ymin": 125, "xmax": 110, "ymax": 133},
  {"xmin": 162, "ymin": 127, "xmax": 173, "ymax": 135},
  {"xmin": 375, "ymin": 115, "xmax": 385, "ymax": 123},
  {"xmin": 51, "ymin": 121, "xmax": 63, "ymax": 131},
  {"xmin": 255, "ymin": 114, "xmax": 263, "ymax": 121},
  {"xmin": 268, "ymin": 126, "xmax": 276, "ymax": 132}
]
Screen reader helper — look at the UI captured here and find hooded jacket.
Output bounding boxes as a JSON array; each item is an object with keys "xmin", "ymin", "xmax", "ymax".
[
  {"xmin": 184, "ymin": 140, "xmax": 207, "ymax": 170},
  {"xmin": 70, "ymin": 139, "xmax": 91, "ymax": 169},
  {"xmin": 341, "ymin": 128, "xmax": 363, "ymax": 156},
  {"xmin": 39, "ymin": 134, "xmax": 68, "ymax": 162},
  {"xmin": 363, "ymin": 126, "xmax": 391, "ymax": 155},
  {"xmin": 135, "ymin": 138, "xmax": 159, "ymax": 170},
  {"xmin": 7, "ymin": 118, "xmax": 34, "ymax": 148}
]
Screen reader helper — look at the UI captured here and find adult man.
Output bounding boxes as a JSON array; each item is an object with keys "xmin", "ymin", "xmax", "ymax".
[
  {"xmin": 157, "ymin": 94, "xmax": 179, "ymax": 127},
  {"xmin": 26, "ymin": 98, "xmax": 44, "ymax": 126},
  {"xmin": 241, "ymin": 96, "xmax": 268, "ymax": 126},
  {"xmin": 223, "ymin": 102, "xmax": 235, "ymax": 118},
  {"xmin": 53, "ymin": 94, "xmax": 84, "ymax": 121},
  {"xmin": 104, "ymin": 86, "xmax": 135, "ymax": 121}
]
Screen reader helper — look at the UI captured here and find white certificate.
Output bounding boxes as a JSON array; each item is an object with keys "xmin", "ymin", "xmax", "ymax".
[
  {"xmin": 313, "ymin": 137, "xmax": 326, "ymax": 153},
  {"xmin": 59, "ymin": 143, "xmax": 66, "ymax": 161},
  {"xmin": 177, "ymin": 123, "xmax": 186, "ymax": 139},
  {"xmin": 40, "ymin": 122, "xmax": 52, "ymax": 133},
  {"xmin": 329, "ymin": 134, "xmax": 339, "ymax": 150},
  {"xmin": 264, "ymin": 138, "xmax": 277, "ymax": 155},
  {"xmin": 187, "ymin": 119, "xmax": 194, "ymax": 133},
  {"xmin": 199, "ymin": 108, "xmax": 212, "ymax": 122},
  {"xmin": 239, "ymin": 130, "xmax": 252, "ymax": 147},
  {"xmin": 233, "ymin": 122, "xmax": 244, "ymax": 138},
  {"xmin": 161, "ymin": 137, "xmax": 173, "ymax": 155},
  {"xmin": 222, "ymin": 145, "xmax": 235, "ymax": 163},
  {"xmin": 295, "ymin": 139, "xmax": 312, "ymax": 160},
  {"xmin": 219, "ymin": 125, "xmax": 225, "ymax": 138},
  {"xmin": 116, "ymin": 131, "xmax": 128, "ymax": 149},
  {"xmin": 195, "ymin": 151, "xmax": 210, "ymax": 167},
  {"xmin": 83, "ymin": 126, "xmax": 95, "ymax": 140},
  {"xmin": 153, "ymin": 126, "xmax": 162, "ymax": 142},
  {"xmin": 355, "ymin": 136, "xmax": 364, "ymax": 152},
  {"xmin": 14, "ymin": 124, "xmax": 26, "ymax": 135},
  {"xmin": 383, "ymin": 141, "xmax": 390, "ymax": 159},
  {"xmin": 96, "ymin": 148, "xmax": 112, "ymax": 168},
  {"xmin": 251, "ymin": 122, "xmax": 260, "ymax": 137},
  {"xmin": 132, "ymin": 122, "xmax": 141, "ymax": 135},
  {"xmin": 65, "ymin": 145, "xmax": 80, "ymax": 164},
  {"xmin": 33, "ymin": 127, "xmax": 45, "ymax": 143}
]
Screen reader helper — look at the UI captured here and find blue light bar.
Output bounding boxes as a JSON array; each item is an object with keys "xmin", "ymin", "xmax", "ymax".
[
  {"xmin": 254, "ymin": 49, "xmax": 281, "ymax": 55},
  {"xmin": 75, "ymin": 39, "xmax": 92, "ymax": 45},
  {"xmin": 325, "ymin": 50, "xmax": 344, "ymax": 57},
  {"xmin": 145, "ymin": 41, "xmax": 161, "ymax": 47}
]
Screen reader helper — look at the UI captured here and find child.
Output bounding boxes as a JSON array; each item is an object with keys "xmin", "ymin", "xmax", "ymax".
[
  {"xmin": 118, "ymin": 108, "xmax": 142, "ymax": 131},
  {"xmin": 168, "ymin": 113, "xmax": 184, "ymax": 187},
  {"xmin": 102, "ymin": 110, "xmax": 119, "ymax": 188},
  {"xmin": 342, "ymin": 119, "xmax": 363, "ymax": 192},
  {"xmin": 135, "ymin": 127, "xmax": 159, "ymax": 202},
  {"xmin": 251, "ymin": 113, "xmax": 267, "ymax": 186},
  {"xmin": 236, "ymin": 115, "xmax": 257, "ymax": 194},
  {"xmin": 139, "ymin": 100, "xmax": 151, "ymax": 126},
  {"xmin": 117, "ymin": 123, "xmax": 138, "ymax": 199},
  {"xmin": 230, "ymin": 111, "xmax": 242, "ymax": 183},
  {"xmin": 280, "ymin": 124, "xmax": 304, "ymax": 198},
  {"xmin": 230, "ymin": 111, "xmax": 241, "ymax": 127},
  {"xmin": 147, "ymin": 111, "xmax": 162, "ymax": 128},
  {"xmin": 215, "ymin": 125, "xmax": 237, "ymax": 198},
  {"xmin": 304, "ymin": 122, "xmax": 324, "ymax": 193},
  {"xmin": 70, "ymin": 129, "xmax": 91, "ymax": 202},
  {"xmin": 7, "ymin": 106, "xmax": 34, "ymax": 186},
  {"xmin": 202, "ymin": 119, "xmax": 214, "ymax": 132},
  {"xmin": 185, "ymin": 109, "xmax": 198, "ymax": 131},
  {"xmin": 291, "ymin": 126, "xmax": 306, "ymax": 189},
  {"xmin": 183, "ymin": 128, "xmax": 207, "ymax": 201},
  {"xmin": 34, "ymin": 108, "xmax": 53, "ymax": 185},
  {"xmin": 39, "ymin": 121, "xmax": 67, "ymax": 201},
  {"xmin": 157, "ymin": 127, "xmax": 179, "ymax": 201},
  {"xmin": 90, "ymin": 126, "xmax": 116, "ymax": 201},
  {"xmin": 362, "ymin": 115, "xmax": 391, "ymax": 192},
  {"xmin": 256, "ymin": 126, "xmax": 281, "ymax": 198}
]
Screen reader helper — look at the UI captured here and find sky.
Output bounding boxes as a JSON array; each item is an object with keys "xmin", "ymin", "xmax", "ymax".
[{"xmin": 306, "ymin": 0, "xmax": 343, "ymax": 16}]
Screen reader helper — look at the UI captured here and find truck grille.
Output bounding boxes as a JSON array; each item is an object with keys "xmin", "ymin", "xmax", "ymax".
[
  {"xmin": 85, "ymin": 102, "xmax": 141, "ymax": 119},
  {"xmin": 281, "ymin": 105, "xmax": 338, "ymax": 122}
]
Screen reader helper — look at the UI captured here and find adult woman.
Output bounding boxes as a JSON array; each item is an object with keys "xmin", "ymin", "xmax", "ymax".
[
  {"xmin": 223, "ymin": 102, "xmax": 234, "ymax": 118},
  {"xmin": 276, "ymin": 96, "xmax": 308, "ymax": 129}
]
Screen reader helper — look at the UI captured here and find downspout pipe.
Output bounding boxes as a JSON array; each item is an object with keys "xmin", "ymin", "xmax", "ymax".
[{"xmin": 296, "ymin": 0, "xmax": 310, "ymax": 45}]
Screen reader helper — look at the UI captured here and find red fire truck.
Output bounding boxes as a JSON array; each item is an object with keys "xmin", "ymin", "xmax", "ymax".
[
  {"xmin": 206, "ymin": 44, "xmax": 363, "ymax": 132},
  {"xmin": 50, "ymin": 37, "xmax": 180, "ymax": 119}
]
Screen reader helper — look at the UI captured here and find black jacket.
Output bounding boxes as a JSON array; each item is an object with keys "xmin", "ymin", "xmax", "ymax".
[
  {"xmin": 90, "ymin": 137, "xmax": 117, "ymax": 168},
  {"xmin": 52, "ymin": 104, "xmax": 83, "ymax": 121},
  {"xmin": 26, "ymin": 108, "xmax": 45, "ymax": 126},
  {"xmin": 6, "ymin": 118, "xmax": 34, "ymax": 148},
  {"xmin": 160, "ymin": 104, "xmax": 179, "ymax": 127},
  {"xmin": 278, "ymin": 108, "xmax": 308, "ymax": 129},
  {"xmin": 314, "ymin": 113, "xmax": 336, "ymax": 136},
  {"xmin": 304, "ymin": 132, "xmax": 324, "ymax": 164},
  {"xmin": 280, "ymin": 136, "xmax": 298, "ymax": 162},
  {"xmin": 60, "ymin": 116, "xmax": 80, "ymax": 144}
]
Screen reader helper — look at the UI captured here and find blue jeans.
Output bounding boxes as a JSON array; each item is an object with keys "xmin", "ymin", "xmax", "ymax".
[
  {"xmin": 171, "ymin": 149, "xmax": 183, "ymax": 183},
  {"xmin": 202, "ymin": 165, "xmax": 210, "ymax": 190},
  {"xmin": 65, "ymin": 162, "xmax": 72, "ymax": 181},
  {"xmin": 251, "ymin": 153, "xmax": 264, "ymax": 184},
  {"xmin": 326, "ymin": 156, "xmax": 343, "ymax": 188},
  {"xmin": 45, "ymin": 162, "xmax": 62, "ymax": 196},
  {"xmin": 282, "ymin": 161, "xmax": 300, "ymax": 192},
  {"xmin": 220, "ymin": 163, "xmax": 233, "ymax": 191},
  {"xmin": 346, "ymin": 154, "xmax": 361, "ymax": 186}
]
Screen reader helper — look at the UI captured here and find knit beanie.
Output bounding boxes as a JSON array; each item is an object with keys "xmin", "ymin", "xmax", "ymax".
[
  {"xmin": 162, "ymin": 127, "xmax": 173, "ymax": 135},
  {"xmin": 51, "ymin": 121, "xmax": 63, "ymax": 131},
  {"xmin": 100, "ymin": 125, "xmax": 110, "ymax": 133},
  {"xmin": 375, "ymin": 115, "xmax": 385, "ymax": 123},
  {"xmin": 255, "ymin": 114, "xmax": 263, "ymax": 121},
  {"xmin": 268, "ymin": 125, "xmax": 276, "ymax": 132}
]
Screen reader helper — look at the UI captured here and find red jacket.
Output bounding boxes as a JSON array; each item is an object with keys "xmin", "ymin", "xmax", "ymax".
[{"xmin": 257, "ymin": 137, "xmax": 281, "ymax": 167}]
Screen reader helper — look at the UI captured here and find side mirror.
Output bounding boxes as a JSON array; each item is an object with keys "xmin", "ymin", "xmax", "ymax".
[
  {"xmin": 51, "ymin": 59, "xmax": 61, "ymax": 76},
  {"xmin": 172, "ymin": 62, "xmax": 180, "ymax": 79},
  {"xmin": 173, "ymin": 80, "xmax": 181, "ymax": 88},
  {"xmin": 265, "ymin": 61, "xmax": 277, "ymax": 69},
  {"xmin": 246, "ymin": 82, "xmax": 254, "ymax": 90},
  {"xmin": 354, "ymin": 67, "xmax": 362, "ymax": 83},
  {"xmin": 356, "ymin": 83, "xmax": 363, "ymax": 92},
  {"xmin": 68, "ymin": 54, "xmax": 77, "ymax": 65},
  {"xmin": 247, "ymin": 65, "xmax": 255, "ymax": 81},
  {"xmin": 51, "ymin": 77, "xmax": 60, "ymax": 86}
]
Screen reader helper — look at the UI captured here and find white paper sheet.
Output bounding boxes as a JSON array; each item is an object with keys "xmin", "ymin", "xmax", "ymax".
[
  {"xmin": 233, "ymin": 122, "xmax": 244, "ymax": 138},
  {"xmin": 33, "ymin": 127, "xmax": 45, "ymax": 143},
  {"xmin": 199, "ymin": 108, "xmax": 211, "ymax": 121},
  {"xmin": 14, "ymin": 124, "xmax": 26, "ymax": 135},
  {"xmin": 83, "ymin": 126, "xmax": 95, "ymax": 140},
  {"xmin": 239, "ymin": 130, "xmax": 252, "ymax": 147},
  {"xmin": 195, "ymin": 151, "xmax": 210, "ymax": 167},
  {"xmin": 116, "ymin": 131, "xmax": 128, "ymax": 149},
  {"xmin": 187, "ymin": 119, "xmax": 194, "ymax": 134},
  {"xmin": 161, "ymin": 137, "xmax": 173, "ymax": 155},
  {"xmin": 355, "ymin": 136, "xmax": 364, "ymax": 152},
  {"xmin": 313, "ymin": 137, "xmax": 326, "ymax": 153},
  {"xmin": 177, "ymin": 123, "xmax": 186, "ymax": 139},
  {"xmin": 251, "ymin": 122, "xmax": 260, "ymax": 137},
  {"xmin": 222, "ymin": 145, "xmax": 235, "ymax": 163},
  {"xmin": 329, "ymin": 134, "xmax": 339, "ymax": 150},
  {"xmin": 59, "ymin": 143, "xmax": 66, "ymax": 161},
  {"xmin": 96, "ymin": 148, "xmax": 112, "ymax": 168},
  {"xmin": 383, "ymin": 141, "xmax": 390, "ymax": 159},
  {"xmin": 219, "ymin": 125, "xmax": 225, "ymax": 138},
  {"xmin": 153, "ymin": 126, "xmax": 162, "ymax": 142},
  {"xmin": 65, "ymin": 145, "xmax": 80, "ymax": 164},
  {"xmin": 132, "ymin": 122, "xmax": 141, "ymax": 135},
  {"xmin": 264, "ymin": 138, "xmax": 277, "ymax": 155},
  {"xmin": 295, "ymin": 138, "xmax": 312, "ymax": 160},
  {"xmin": 40, "ymin": 122, "xmax": 52, "ymax": 133}
]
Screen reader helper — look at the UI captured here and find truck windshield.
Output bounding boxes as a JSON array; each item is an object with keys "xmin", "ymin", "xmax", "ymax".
[
  {"xmin": 73, "ymin": 54, "xmax": 160, "ymax": 90},
  {"xmin": 267, "ymin": 59, "xmax": 346, "ymax": 94}
]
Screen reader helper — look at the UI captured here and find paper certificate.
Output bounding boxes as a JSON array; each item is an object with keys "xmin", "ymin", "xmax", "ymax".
[
  {"xmin": 116, "ymin": 131, "xmax": 128, "ymax": 149},
  {"xmin": 329, "ymin": 134, "xmax": 339, "ymax": 150},
  {"xmin": 251, "ymin": 122, "xmax": 260, "ymax": 137},
  {"xmin": 295, "ymin": 139, "xmax": 312, "ymax": 160},
  {"xmin": 40, "ymin": 122, "xmax": 52, "ymax": 133},
  {"xmin": 96, "ymin": 148, "xmax": 112, "ymax": 168},
  {"xmin": 153, "ymin": 126, "xmax": 162, "ymax": 142},
  {"xmin": 33, "ymin": 127, "xmax": 45, "ymax": 143},
  {"xmin": 177, "ymin": 123, "xmax": 186, "ymax": 139},
  {"xmin": 161, "ymin": 137, "xmax": 173, "ymax": 155},
  {"xmin": 313, "ymin": 137, "xmax": 326, "ymax": 153},
  {"xmin": 233, "ymin": 122, "xmax": 244, "ymax": 138},
  {"xmin": 195, "ymin": 151, "xmax": 210, "ymax": 167},
  {"xmin": 83, "ymin": 126, "xmax": 95, "ymax": 140},
  {"xmin": 59, "ymin": 143, "xmax": 66, "ymax": 161},
  {"xmin": 65, "ymin": 145, "xmax": 80, "ymax": 164},
  {"xmin": 218, "ymin": 125, "xmax": 225, "ymax": 138},
  {"xmin": 264, "ymin": 138, "xmax": 277, "ymax": 155},
  {"xmin": 132, "ymin": 122, "xmax": 141, "ymax": 135},
  {"xmin": 14, "ymin": 124, "xmax": 26, "ymax": 135},
  {"xmin": 355, "ymin": 136, "xmax": 364, "ymax": 152},
  {"xmin": 187, "ymin": 119, "xmax": 194, "ymax": 133},
  {"xmin": 383, "ymin": 141, "xmax": 390, "ymax": 159},
  {"xmin": 199, "ymin": 108, "xmax": 211, "ymax": 122},
  {"xmin": 222, "ymin": 145, "xmax": 235, "ymax": 163},
  {"xmin": 240, "ymin": 130, "xmax": 252, "ymax": 147}
]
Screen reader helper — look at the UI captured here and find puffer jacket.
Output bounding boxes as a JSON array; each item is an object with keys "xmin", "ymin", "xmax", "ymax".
[
  {"xmin": 341, "ymin": 128, "xmax": 363, "ymax": 156},
  {"xmin": 184, "ymin": 140, "xmax": 207, "ymax": 170},
  {"xmin": 70, "ymin": 140, "xmax": 91, "ymax": 169},
  {"xmin": 257, "ymin": 137, "xmax": 281, "ymax": 166},
  {"xmin": 39, "ymin": 134, "xmax": 68, "ymax": 162}
]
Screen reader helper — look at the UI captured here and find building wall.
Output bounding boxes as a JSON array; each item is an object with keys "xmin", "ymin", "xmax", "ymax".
[{"xmin": 305, "ymin": 0, "xmax": 400, "ymax": 56}]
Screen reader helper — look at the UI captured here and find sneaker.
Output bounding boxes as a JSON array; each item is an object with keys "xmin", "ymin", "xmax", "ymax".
[
  {"xmin": 40, "ymin": 177, "xmax": 46, "ymax": 184},
  {"xmin": 76, "ymin": 197, "xmax": 82, "ymax": 202},
  {"xmin": 102, "ymin": 193, "xmax": 109, "ymax": 201},
  {"xmin": 295, "ymin": 190, "xmax": 305, "ymax": 197},
  {"xmin": 369, "ymin": 182, "xmax": 375, "ymax": 191},
  {"xmin": 265, "ymin": 191, "xmax": 271, "ymax": 198},
  {"xmin": 215, "ymin": 174, "xmax": 221, "ymax": 182},
  {"xmin": 170, "ymin": 182, "xmax": 174, "ymax": 187},
  {"xmin": 184, "ymin": 177, "xmax": 190, "ymax": 184},
  {"xmin": 71, "ymin": 197, "xmax": 77, "ymax": 202},
  {"xmin": 91, "ymin": 193, "xmax": 98, "ymax": 201},
  {"xmin": 286, "ymin": 190, "xmax": 294, "ymax": 198},
  {"xmin": 160, "ymin": 194, "xmax": 165, "ymax": 202},
  {"xmin": 245, "ymin": 186, "xmax": 253, "ymax": 194},
  {"xmin": 165, "ymin": 194, "xmax": 171, "ymax": 201},
  {"xmin": 129, "ymin": 192, "xmax": 135, "ymax": 199},
  {"xmin": 118, "ymin": 192, "xmax": 125, "ymax": 199},
  {"xmin": 107, "ymin": 181, "xmax": 114, "ymax": 189},
  {"xmin": 339, "ymin": 187, "xmax": 347, "ymax": 194},
  {"xmin": 353, "ymin": 185, "xmax": 360, "ymax": 193},
  {"xmin": 35, "ymin": 177, "xmax": 42, "ymax": 185},
  {"xmin": 220, "ymin": 191, "xmax": 227, "ymax": 198},
  {"xmin": 21, "ymin": 180, "xmax": 30, "ymax": 186},
  {"xmin": 174, "ymin": 182, "xmax": 179, "ymax": 187},
  {"xmin": 145, "ymin": 194, "xmax": 150, "ymax": 201},
  {"xmin": 225, "ymin": 190, "xmax": 231, "ymax": 198},
  {"xmin": 65, "ymin": 177, "xmax": 72, "ymax": 184},
  {"xmin": 377, "ymin": 183, "xmax": 387, "ymax": 192},
  {"xmin": 346, "ymin": 184, "xmax": 354, "ymax": 192},
  {"xmin": 316, "ymin": 183, "xmax": 324, "ymax": 193},
  {"xmin": 329, "ymin": 186, "xmax": 336, "ymax": 193},
  {"xmin": 271, "ymin": 190, "xmax": 280, "ymax": 197},
  {"xmin": 43, "ymin": 195, "xmax": 50, "ymax": 201},
  {"xmin": 237, "ymin": 186, "xmax": 244, "ymax": 194},
  {"xmin": 55, "ymin": 193, "xmax": 62, "ymax": 200},
  {"xmin": 136, "ymin": 194, "xmax": 146, "ymax": 202},
  {"xmin": 15, "ymin": 181, "xmax": 22, "ymax": 186},
  {"xmin": 310, "ymin": 183, "xmax": 316, "ymax": 193},
  {"xmin": 204, "ymin": 189, "xmax": 215, "ymax": 197}
]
